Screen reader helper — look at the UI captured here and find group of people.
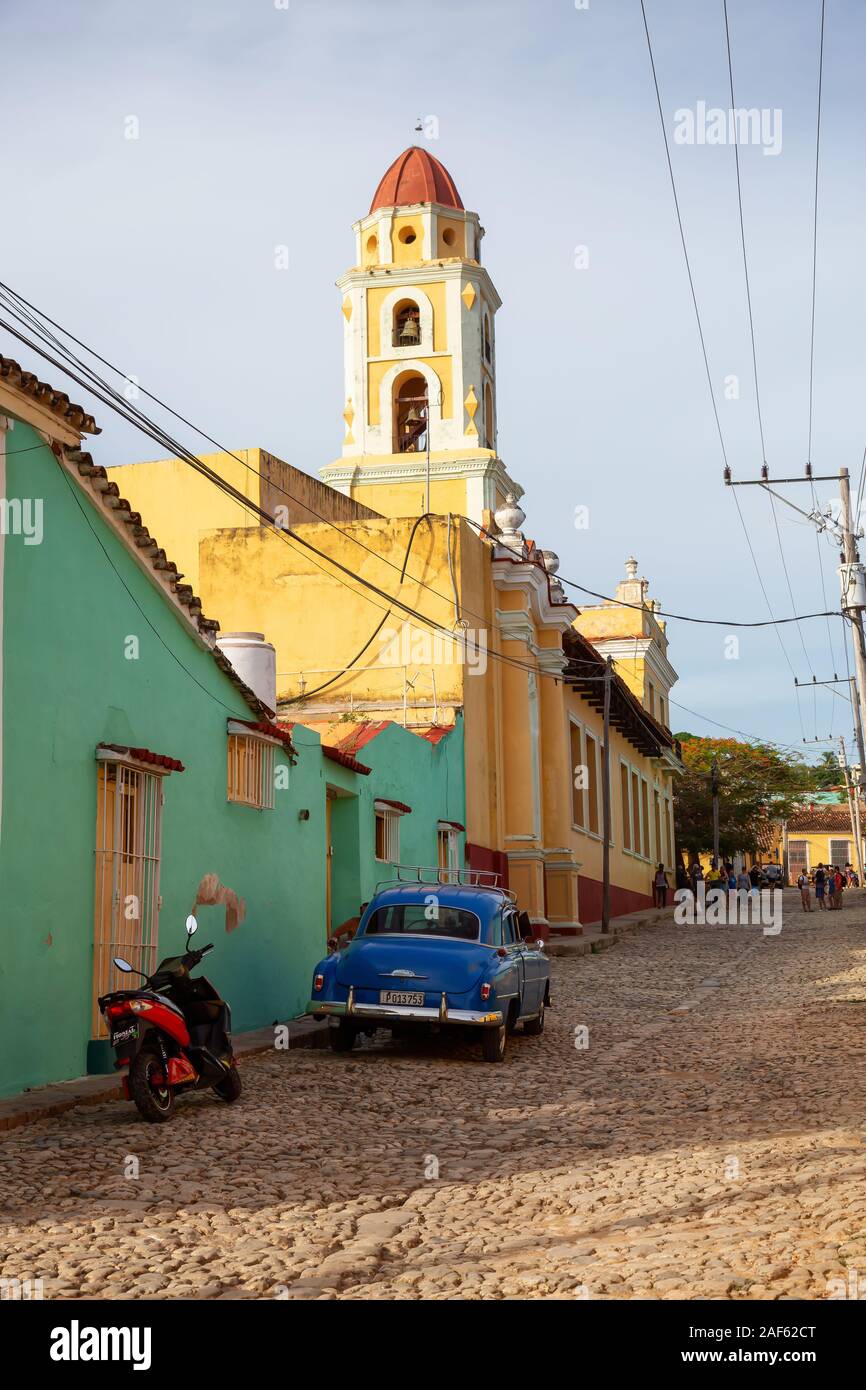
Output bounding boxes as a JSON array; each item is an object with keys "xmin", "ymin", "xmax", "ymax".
[
  {"xmin": 675, "ymin": 859, "xmax": 764, "ymax": 898},
  {"xmin": 796, "ymin": 863, "xmax": 857, "ymax": 913}
]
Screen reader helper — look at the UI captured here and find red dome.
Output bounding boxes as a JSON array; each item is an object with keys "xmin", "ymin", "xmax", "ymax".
[{"xmin": 370, "ymin": 147, "xmax": 464, "ymax": 214}]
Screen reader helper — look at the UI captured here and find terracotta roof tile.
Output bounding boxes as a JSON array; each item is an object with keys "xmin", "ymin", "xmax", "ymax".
[{"xmin": 1, "ymin": 354, "xmax": 99, "ymax": 435}]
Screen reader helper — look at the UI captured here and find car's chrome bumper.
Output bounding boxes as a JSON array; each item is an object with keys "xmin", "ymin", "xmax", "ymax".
[{"xmin": 306, "ymin": 992, "xmax": 503, "ymax": 1028}]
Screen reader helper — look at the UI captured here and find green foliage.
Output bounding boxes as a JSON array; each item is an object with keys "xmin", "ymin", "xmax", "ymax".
[{"xmin": 674, "ymin": 736, "xmax": 809, "ymax": 856}]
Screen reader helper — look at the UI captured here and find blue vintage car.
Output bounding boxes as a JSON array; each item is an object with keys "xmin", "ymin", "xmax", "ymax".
[{"xmin": 306, "ymin": 871, "xmax": 550, "ymax": 1062}]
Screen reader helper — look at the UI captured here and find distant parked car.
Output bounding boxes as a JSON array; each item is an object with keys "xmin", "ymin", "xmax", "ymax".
[{"xmin": 307, "ymin": 870, "xmax": 550, "ymax": 1063}]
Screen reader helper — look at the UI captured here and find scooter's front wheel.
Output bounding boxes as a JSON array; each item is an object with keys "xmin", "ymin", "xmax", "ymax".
[{"xmin": 129, "ymin": 1050, "xmax": 174, "ymax": 1123}]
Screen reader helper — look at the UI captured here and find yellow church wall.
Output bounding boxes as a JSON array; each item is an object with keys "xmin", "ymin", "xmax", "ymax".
[
  {"xmin": 365, "ymin": 281, "xmax": 448, "ymax": 360},
  {"xmin": 197, "ymin": 515, "xmax": 473, "ymax": 712},
  {"xmin": 577, "ymin": 606, "xmax": 648, "ymax": 641},
  {"xmin": 343, "ymin": 471, "xmax": 483, "ymax": 522},
  {"xmin": 109, "ymin": 448, "xmax": 262, "ymax": 592},
  {"xmin": 391, "ymin": 214, "xmax": 426, "ymax": 265},
  {"xmin": 437, "ymin": 217, "xmax": 466, "ymax": 258},
  {"xmin": 564, "ymin": 683, "xmax": 676, "ymax": 913}
]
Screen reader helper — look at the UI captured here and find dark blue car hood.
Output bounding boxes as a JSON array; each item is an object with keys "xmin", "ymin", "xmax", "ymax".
[{"xmin": 335, "ymin": 935, "xmax": 491, "ymax": 994}]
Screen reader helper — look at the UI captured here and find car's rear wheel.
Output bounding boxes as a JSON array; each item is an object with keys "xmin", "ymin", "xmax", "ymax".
[
  {"xmin": 524, "ymin": 1000, "xmax": 545, "ymax": 1035},
  {"xmin": 329, "ymin": 1019, "xmax": 357, "ymax": 1052},
  {"xmin": 481, "ymin": 1022, "xmax": 507, "ymax": 1063}
]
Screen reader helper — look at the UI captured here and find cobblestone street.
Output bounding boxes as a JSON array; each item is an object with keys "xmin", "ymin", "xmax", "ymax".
[{"xmin": 3, "ymin": 890, "xmax": 866, "ymax": 1301}]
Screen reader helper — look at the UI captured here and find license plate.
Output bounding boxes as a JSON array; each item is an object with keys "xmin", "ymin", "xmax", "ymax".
[
  {"xmin": 379, "ymin": 990, "xmax": 425, "ymax": 1007},
  {"xmin": 111, "ymin": 1021, "xmax": 139, "ymax": 1047}
]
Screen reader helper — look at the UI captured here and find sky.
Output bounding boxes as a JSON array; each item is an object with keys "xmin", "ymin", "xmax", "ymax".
[{"xmin": 2, "ymin": 0, "xmax": 865, "ymax": 759}]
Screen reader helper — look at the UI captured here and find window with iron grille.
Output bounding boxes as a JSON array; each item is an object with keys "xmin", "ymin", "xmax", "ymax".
[
  {"xmin": 437, "ymin": 823, "xmax": 460, "ymax": 877},
  {"xmin": 92, "ymin": 759, "xmax": 164, "ymax": 1038},
  {"xmin": 788, "ymin": 840, "xmax": 809, "ymax": 875},
  {"xmin": 227, "ymin": 732, "xmax": 275, "ymax": 809},
  {"xmin": 375, "ymin": 806, "xmax": 401, "ymax": 862},
  {"xmin": 829, "ymin": 838, "xmax": 850, "ymax": 868}
]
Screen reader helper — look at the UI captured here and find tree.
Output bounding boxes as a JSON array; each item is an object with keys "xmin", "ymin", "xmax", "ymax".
[{"xmin": 673, "ymin": 735, "xmax": 808, "ymax": 859}]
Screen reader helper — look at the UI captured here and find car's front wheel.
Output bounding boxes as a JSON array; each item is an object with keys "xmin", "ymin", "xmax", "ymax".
[
  {"xmin": 481, "ymin": 1022, "xmax": 507, "ymax": 1063},
  {"xmin": 329, "ymin": 1019, "xmax": 357, "ymax": 1052},
  {"xmin": 524, "ymin": 999, "xmax": 545, "ymax": 1036}
]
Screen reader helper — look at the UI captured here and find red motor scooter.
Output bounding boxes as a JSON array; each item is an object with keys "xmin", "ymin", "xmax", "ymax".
[{"xmin": 98, "ymin": 915, "xmax": 242, "ymax": 1123}]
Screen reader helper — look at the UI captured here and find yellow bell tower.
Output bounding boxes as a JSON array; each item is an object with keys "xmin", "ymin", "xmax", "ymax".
[{"xmin": 319, "ymin": 146, "xmax": 523, "ymax": 525}]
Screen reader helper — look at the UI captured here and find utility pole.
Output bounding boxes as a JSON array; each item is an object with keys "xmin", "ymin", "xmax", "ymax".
[
  {"xmin": 838, "ymin": 735, "xmax": 864, "ymax": 885},
  {"xmin": 711, "ymin": 758, "xmax": 720, "ymax": 867},
  {"xmin": 726, "ymin": 465, "xmax": 866, "ymax": 810},
  {"xmin": 838, "ymin": 468, "xmax": 866, "ymax": 761},
  {"xmin": 601, "ymin": 656, "xmax": 612, "ymax": 934}
]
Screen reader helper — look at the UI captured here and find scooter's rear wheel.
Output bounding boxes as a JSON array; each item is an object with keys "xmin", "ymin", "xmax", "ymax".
[
  {"xmin": 130, "ymin": 1050, "xmax": 174, "ymax": 1123},
  {"xmin": 213, "ymin": 1064, "xmax": 242, "ymax": 1103}
]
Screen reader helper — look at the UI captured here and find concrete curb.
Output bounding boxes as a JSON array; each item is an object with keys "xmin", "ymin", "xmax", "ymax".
[
  {"xmin": 546, "ymin": 906, "xmax": 674, "ymax": 957},
  {"xmin": 0, "ymin": 1016, "xmax": 329, "ymax": 1135}
]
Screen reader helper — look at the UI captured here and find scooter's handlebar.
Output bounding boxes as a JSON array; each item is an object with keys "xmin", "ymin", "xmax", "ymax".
[{"xmin": 184, "ymin": 943, "xmax": 215, "ymax": 966}]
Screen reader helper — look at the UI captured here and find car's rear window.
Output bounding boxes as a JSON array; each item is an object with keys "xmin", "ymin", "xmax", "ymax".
[{"xmin": 363, "ymin": 903, "xmax": 480, "ymax": 941}]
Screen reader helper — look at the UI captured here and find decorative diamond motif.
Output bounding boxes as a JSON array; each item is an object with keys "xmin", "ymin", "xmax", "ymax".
[
  {"xmin": 461, "ymin": 283, "xmax": 476, "ymax": 312},
  {"xmin": 342, "ymin": 297, "xmax": 353, "ymax": 321},
  {"xmin": 343, "ymin": 399, "xmax": 355, "ymax": 444},
  {"xmin": 463, "ymin": 385, "xmax": 479, "ymax": 436}
]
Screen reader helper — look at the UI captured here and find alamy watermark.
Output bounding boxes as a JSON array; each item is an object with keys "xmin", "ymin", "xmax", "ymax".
[
  {"xmin": 674, "ymin": 882, "xmax": 782, "ymax": 935},
  {"xmin": 0, "ymin": 497, "xmax": 43, "ymax": 544},
  {"xmin": 378, "ymin": 622, "xmax": 488, "ymax": 675},
  {"xmin": 674, "ymin": 101, "xmax": 782, "ymax": 157}
]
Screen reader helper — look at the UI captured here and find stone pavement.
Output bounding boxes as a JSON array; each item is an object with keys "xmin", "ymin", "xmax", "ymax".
[{"xmin": 1, "ymin": 888, "xmax": 865, "ymax": 1300}]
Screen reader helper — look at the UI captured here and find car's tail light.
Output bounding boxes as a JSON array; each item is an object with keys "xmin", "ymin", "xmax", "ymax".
[
  {"xmin": 480, "ymin": 983, "xmax": 492, "ymax": 1001},
  {"xmin": 314, "ymin": 974, "xmax": 324, "ymax": 992}
]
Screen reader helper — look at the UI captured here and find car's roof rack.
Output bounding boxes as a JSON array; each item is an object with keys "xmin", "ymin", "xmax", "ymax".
[{"xmin": 374, "ymin": 864, "xmax": 517, "ymax": 901}]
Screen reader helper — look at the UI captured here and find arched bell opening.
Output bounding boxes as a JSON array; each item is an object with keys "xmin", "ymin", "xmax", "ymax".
[
  {"xmin": 393, "ymin": 300, "xmax": 422, "ymax": 349},
  {"xmin": 393, "ymin": 373, "xmax": 429, "ymax": 454}
]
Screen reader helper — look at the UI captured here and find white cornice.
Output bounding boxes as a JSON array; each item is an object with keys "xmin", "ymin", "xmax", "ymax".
[
  {"xmin": 493, "ymin": 560, "xmax": 578, "ymax": 634},
  {"xmin": 587, "ymin": 635, "xmax": 679, "ymax": 690},
  {"xmin": 321, "ymin": 453, "xmax": 523, "ymax": 497},
  {"xmin": 337, "ymin": 261, "xmax": 502, "ymax": 311}
]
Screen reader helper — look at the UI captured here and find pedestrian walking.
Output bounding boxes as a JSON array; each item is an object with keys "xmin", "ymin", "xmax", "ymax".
[
  {"xmin": 736, "ymin": 868, "xmax": 751, "ymax": 893},
  {"xmin": 834, "ymin": 866, "xmax": 845, "ymax": 910},
  {"xmin": 653, "ymin": 863, "xmax": 669, "ymax": 907},
  {"xmin": 826, "ymin": 867, "xmax": 837, "ymax": 910},
  {"xmin": 797, "ymin": 871, "xmax": 812, "ymax": 912},
  {"xmin": 814, "ymin": 864, "xmax": 826, "ymax": 911},
  {"xmin": 749, "ymin": 863, "xmax": 761, "ymax": 891}
]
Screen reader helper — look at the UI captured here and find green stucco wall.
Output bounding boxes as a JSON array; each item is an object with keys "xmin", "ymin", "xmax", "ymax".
[{"xmin": 0, "ymin": 422, "xmax": 328, "ymax": 1097}]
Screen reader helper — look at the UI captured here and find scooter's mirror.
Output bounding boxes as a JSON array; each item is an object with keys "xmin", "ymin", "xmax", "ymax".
[
  {"xmin": 185, "ymin": 915, "xmax": 198, "ymax": 937},
  {"xmin": 113, "ymin": 957, "xmax": 134, "ymax": 973}
]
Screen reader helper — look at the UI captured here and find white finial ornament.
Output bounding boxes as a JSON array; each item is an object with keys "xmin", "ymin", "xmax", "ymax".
[{"xmin": 494, "ymin": 493, "xmax": 527, "ymax": 553}]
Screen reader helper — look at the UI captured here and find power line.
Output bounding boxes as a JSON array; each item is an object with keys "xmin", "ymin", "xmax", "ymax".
[
  {"xmin": 722, "ymin": 0, "xmax": 816, "ymax": 735},
  {"xmin": 638, "ymin": 0, "xmax": 729, "ymax": 469},
  {"xmin": 807, "ymin": 0, "xmax": 827, "ymax": 465}
]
